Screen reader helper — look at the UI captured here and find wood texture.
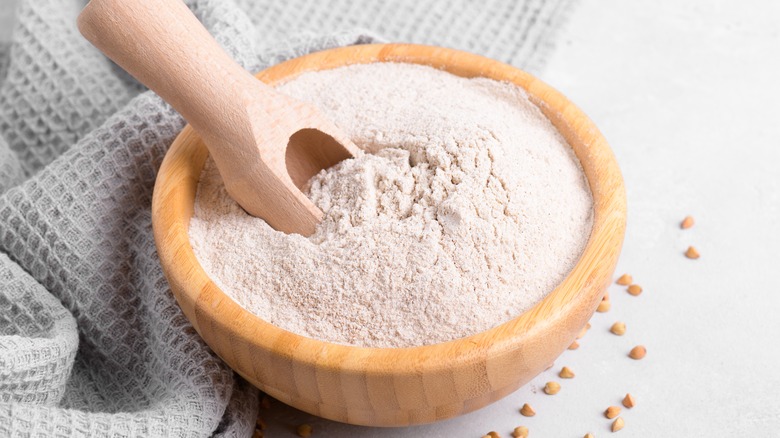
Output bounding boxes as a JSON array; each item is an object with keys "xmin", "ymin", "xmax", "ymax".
[
  {"xmin": 78, "ymin": 0, "xmax": 358, "ymax": 236},
  {"xmin": 151, "ymin": 44, "xmax": 627, "ymax": 427}
]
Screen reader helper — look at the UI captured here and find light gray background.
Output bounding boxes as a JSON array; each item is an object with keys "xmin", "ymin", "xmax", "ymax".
[
  {"xmin": 2, "ymin": 0, "xmax": 778, "ymax": 436},
  {"xmin": 0, "ymin": 2, "xmax": 15, "ymax": 40},
  {"xmin": 260, "ymin": 1, "xmax": 780, "ymax": 436}
]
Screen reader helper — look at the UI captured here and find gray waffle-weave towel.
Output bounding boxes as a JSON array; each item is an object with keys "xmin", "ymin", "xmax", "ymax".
[{"xmin": 0, "ymin": 0, "xmax": 575, "ymax": 436}]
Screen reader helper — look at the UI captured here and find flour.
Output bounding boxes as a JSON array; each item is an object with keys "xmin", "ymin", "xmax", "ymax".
[{"xmin": 188, "ymin": 63, "xmax": 593, "ymax": 348}]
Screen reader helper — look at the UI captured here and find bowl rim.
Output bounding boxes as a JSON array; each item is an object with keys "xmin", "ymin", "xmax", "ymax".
[{"xmin": 152, "ymin": 43, "xmax": 626, "ymax": 377}]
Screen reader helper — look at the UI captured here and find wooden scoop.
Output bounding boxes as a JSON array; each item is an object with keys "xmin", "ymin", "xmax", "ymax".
[{"xmin": 77, "ymin": 0, "xmax": 359, "ymax": 236}]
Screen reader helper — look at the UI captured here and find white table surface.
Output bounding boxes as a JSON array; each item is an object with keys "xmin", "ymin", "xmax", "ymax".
[{"xmin": 260, "ymin": 1, "xmax": 780, "ymax": 436}]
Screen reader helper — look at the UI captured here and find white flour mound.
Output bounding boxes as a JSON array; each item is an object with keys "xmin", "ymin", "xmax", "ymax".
[{"xmin": 189, "ymin": 63, "xmax": 593, "ymax": 348}]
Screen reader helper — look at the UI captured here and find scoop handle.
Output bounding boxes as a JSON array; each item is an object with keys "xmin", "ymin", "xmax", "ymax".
[
  {"xmin": 77, "ymin": 0, "xmax": 273, "ymax": 151},
  {"xmin": 77, "ymin": 0, "xmax": 361, "ymax": 237}
]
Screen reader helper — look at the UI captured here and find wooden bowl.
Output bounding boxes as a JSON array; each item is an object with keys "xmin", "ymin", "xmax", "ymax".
[{"xmin": 152, "ymin": 44, "xmax": 626, "ymax": 427}]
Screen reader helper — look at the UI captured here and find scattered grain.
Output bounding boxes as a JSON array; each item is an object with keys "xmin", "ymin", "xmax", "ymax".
[
  {"xmin": 605, "ymin": 406, "xmax": 621, "ymax": 419},
  {"xmin": 616, "ymin": 274, "xmax": 632, "ymax": 285},
  {"xmin": 559, "ymin": 366, "xmax": 575, "ymax": 379},
  {"xmin": 577, "ymin": 325, "xmax": 589, "ymax": 339},
  {"xmin": 569, "ymin": 341, "xmax": 580, "ymax": 350},
  {"xmin": 485, "ymin": 431, "xmax": 501, "ymax": 438},
  {"xmin": 597, "ymin": 300, "xmax": 611, "ymax": 312},
  {"xmin": 511, "ymin": 426, "xmax": 529, "ymax": 438},
  {"xmin": 685, "ymin": 246, "xmax": 700, "ymax": 259},
  {"xmin": 681, "ymin": 216, "xmax": 694, "ymax": 229},
  {"xmin": 611, "ymin": 417, "xmax": 625, "ymax": 432},
  {"xmin": 629, "ymin": 345, "xmax": 647, "ymax": 360},
  {"xmin": 602, "ymin": 291, "xmax": 610, "ymax": 301},
  {"xmin": 520, "ymin": 403, "xmax": 536, "ymax": 417},
  {"xmin": 297, "ymin": 424, "xmax": 313, "ymax": 438},
  {"xmin": 610, "ymin": 322, "xmax": 626, "ymax": 336},
  {"xmin": 584, "ymin": 434, "xmax": 595, "ymax": 438},
  {"xmin": 544, "ymin": 381, "xmax": 561, "ymax": 395},
  {"xmin": 622, "ymin": 393, "xmax": 636, "ymax": 409},
  {"xmin": 627, "ymin": 284, "xmax": 642, "ymax": 296}
]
